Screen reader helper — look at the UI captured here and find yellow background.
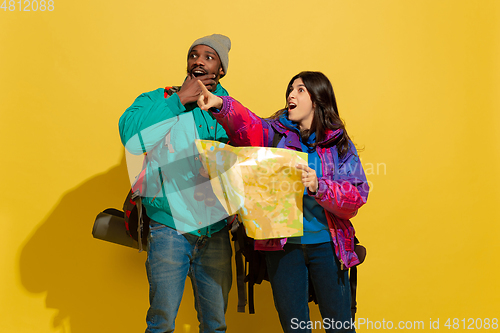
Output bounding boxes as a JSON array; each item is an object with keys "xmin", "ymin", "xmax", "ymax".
[{"xmin": 1, "ymin": 1, "xmax": 499, "ymax": 332}]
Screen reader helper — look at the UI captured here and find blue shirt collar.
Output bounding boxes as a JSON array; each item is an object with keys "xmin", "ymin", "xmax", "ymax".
[{"xmin": 279, "ymin": 111, "xmax": 316, "ymax": 145}]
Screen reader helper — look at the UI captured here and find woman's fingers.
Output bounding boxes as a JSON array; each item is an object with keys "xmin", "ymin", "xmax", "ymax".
[
  {"xmin": 296, "ymin": 163, "xmax": 311, "ymax": 173},
  {"xmin": 196, "ymin": 80, "xmax": 223, "ymax": 111},
  {"xmin": 197, "ymin": 79, "xmax": 210, "ymax": 95},
  {"xmin": 196, "ymin": 80, "xmax": 211, "ymax": 110},
  {"xmin": 296, "ymin": 164, "xmax": 319, "ymax": 193},
  {"xmin": 197, "ymin": 94, "xmax": 206, "ymax": 110},
  {"xmin": 296, "ymin": 164, "xmax": 314, "ymax": 177}
]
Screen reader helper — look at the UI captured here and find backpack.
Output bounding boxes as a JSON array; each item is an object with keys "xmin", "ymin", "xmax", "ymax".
[{"xmin": 92, "ymin": 86, "xmax": 178, "ymax": 252}]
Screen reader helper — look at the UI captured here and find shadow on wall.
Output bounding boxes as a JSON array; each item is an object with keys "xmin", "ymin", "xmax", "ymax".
[
  {"xmin": 18, "ymin": 152, "xmax": 282, "ymax": 333},
  {"xmin": 19, "ymin": 153, "xmax": 151, "ymax": 333}
]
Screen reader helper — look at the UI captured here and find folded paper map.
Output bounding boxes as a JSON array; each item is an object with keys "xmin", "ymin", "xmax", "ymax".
[{"xmin": 195, "ymin": 140, "xmax": 307, "ymax": 240}]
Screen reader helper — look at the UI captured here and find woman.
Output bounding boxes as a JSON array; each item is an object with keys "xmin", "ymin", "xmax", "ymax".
[{"xmin": 198, "ymin": 71, "xmax": 369, "ymax": 332}]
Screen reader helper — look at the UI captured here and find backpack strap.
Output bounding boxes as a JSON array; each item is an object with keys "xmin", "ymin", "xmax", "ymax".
[
  {"xmin": 350, "ymin": 266, "xmax": 358, "ymax": 320},
  {"xmin": 164, "ymin": 86, "xmax": 180, "ymax": 98},
  {"xmin": 351, "ymin": 243, "xmax": 366, "ymax": 320},
  {"xmin": 231, "ymin": 218, "xmax": 269, "ymax": 314},
  {"xmin": 231, "ymin": 220, "xmax": 248, "ymax": 313}
]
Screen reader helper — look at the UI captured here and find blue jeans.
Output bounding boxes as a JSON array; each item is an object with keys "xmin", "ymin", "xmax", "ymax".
[
  {"xmin": 145, "ymin": 221, "xmax": 232, "ymax": 333},
  {"xmin": 266, "ymin": 242, "xmax": 354, "ymax": 333}
]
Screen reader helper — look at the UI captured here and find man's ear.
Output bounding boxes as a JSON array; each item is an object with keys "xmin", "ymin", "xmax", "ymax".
[{"xmin": 219, "ymin": 66, "xmax": 225, "ymax": 77}]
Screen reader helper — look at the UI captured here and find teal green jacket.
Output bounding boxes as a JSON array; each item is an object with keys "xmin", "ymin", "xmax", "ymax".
[{"xmin": 119, "ymin": 84, "xmax": 230, "ymax": 236}]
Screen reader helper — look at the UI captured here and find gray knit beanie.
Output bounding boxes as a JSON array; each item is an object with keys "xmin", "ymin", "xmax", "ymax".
[{"xmin": 188, "ymin": 34, "xmax": 231, "ymax": 77}]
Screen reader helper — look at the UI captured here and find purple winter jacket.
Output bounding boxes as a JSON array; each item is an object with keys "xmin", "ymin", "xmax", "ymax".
[{"xmin": 213, "ymin": 96, "xmax": 369, "ymax": 269}]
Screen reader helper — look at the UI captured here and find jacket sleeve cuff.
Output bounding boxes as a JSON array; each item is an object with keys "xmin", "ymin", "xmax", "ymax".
[
  {"xmin": 314, "ymin": 179, "xmax": 329, "ymax": 199},
  {"xmin": 306, "ymin": 188, "xmax": 317, "ymax": 196},
  {"xmin": 211, "ymin": 96, "xmax": 233, "ymax": 118},
  {"xmin": 165, "ymin": 93, "xmax": 186, "ymax": 116}
]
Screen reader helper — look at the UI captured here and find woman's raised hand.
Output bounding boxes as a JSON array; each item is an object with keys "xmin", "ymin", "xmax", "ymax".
[{"xmin": 197, "ymin": 80, "xmax": 223, "ymax": 111}]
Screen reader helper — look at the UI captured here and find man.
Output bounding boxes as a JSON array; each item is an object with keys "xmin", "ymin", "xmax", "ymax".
[{"xmin": 119, "ymin": 34, "xmax": 232, "ymax": 333}]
